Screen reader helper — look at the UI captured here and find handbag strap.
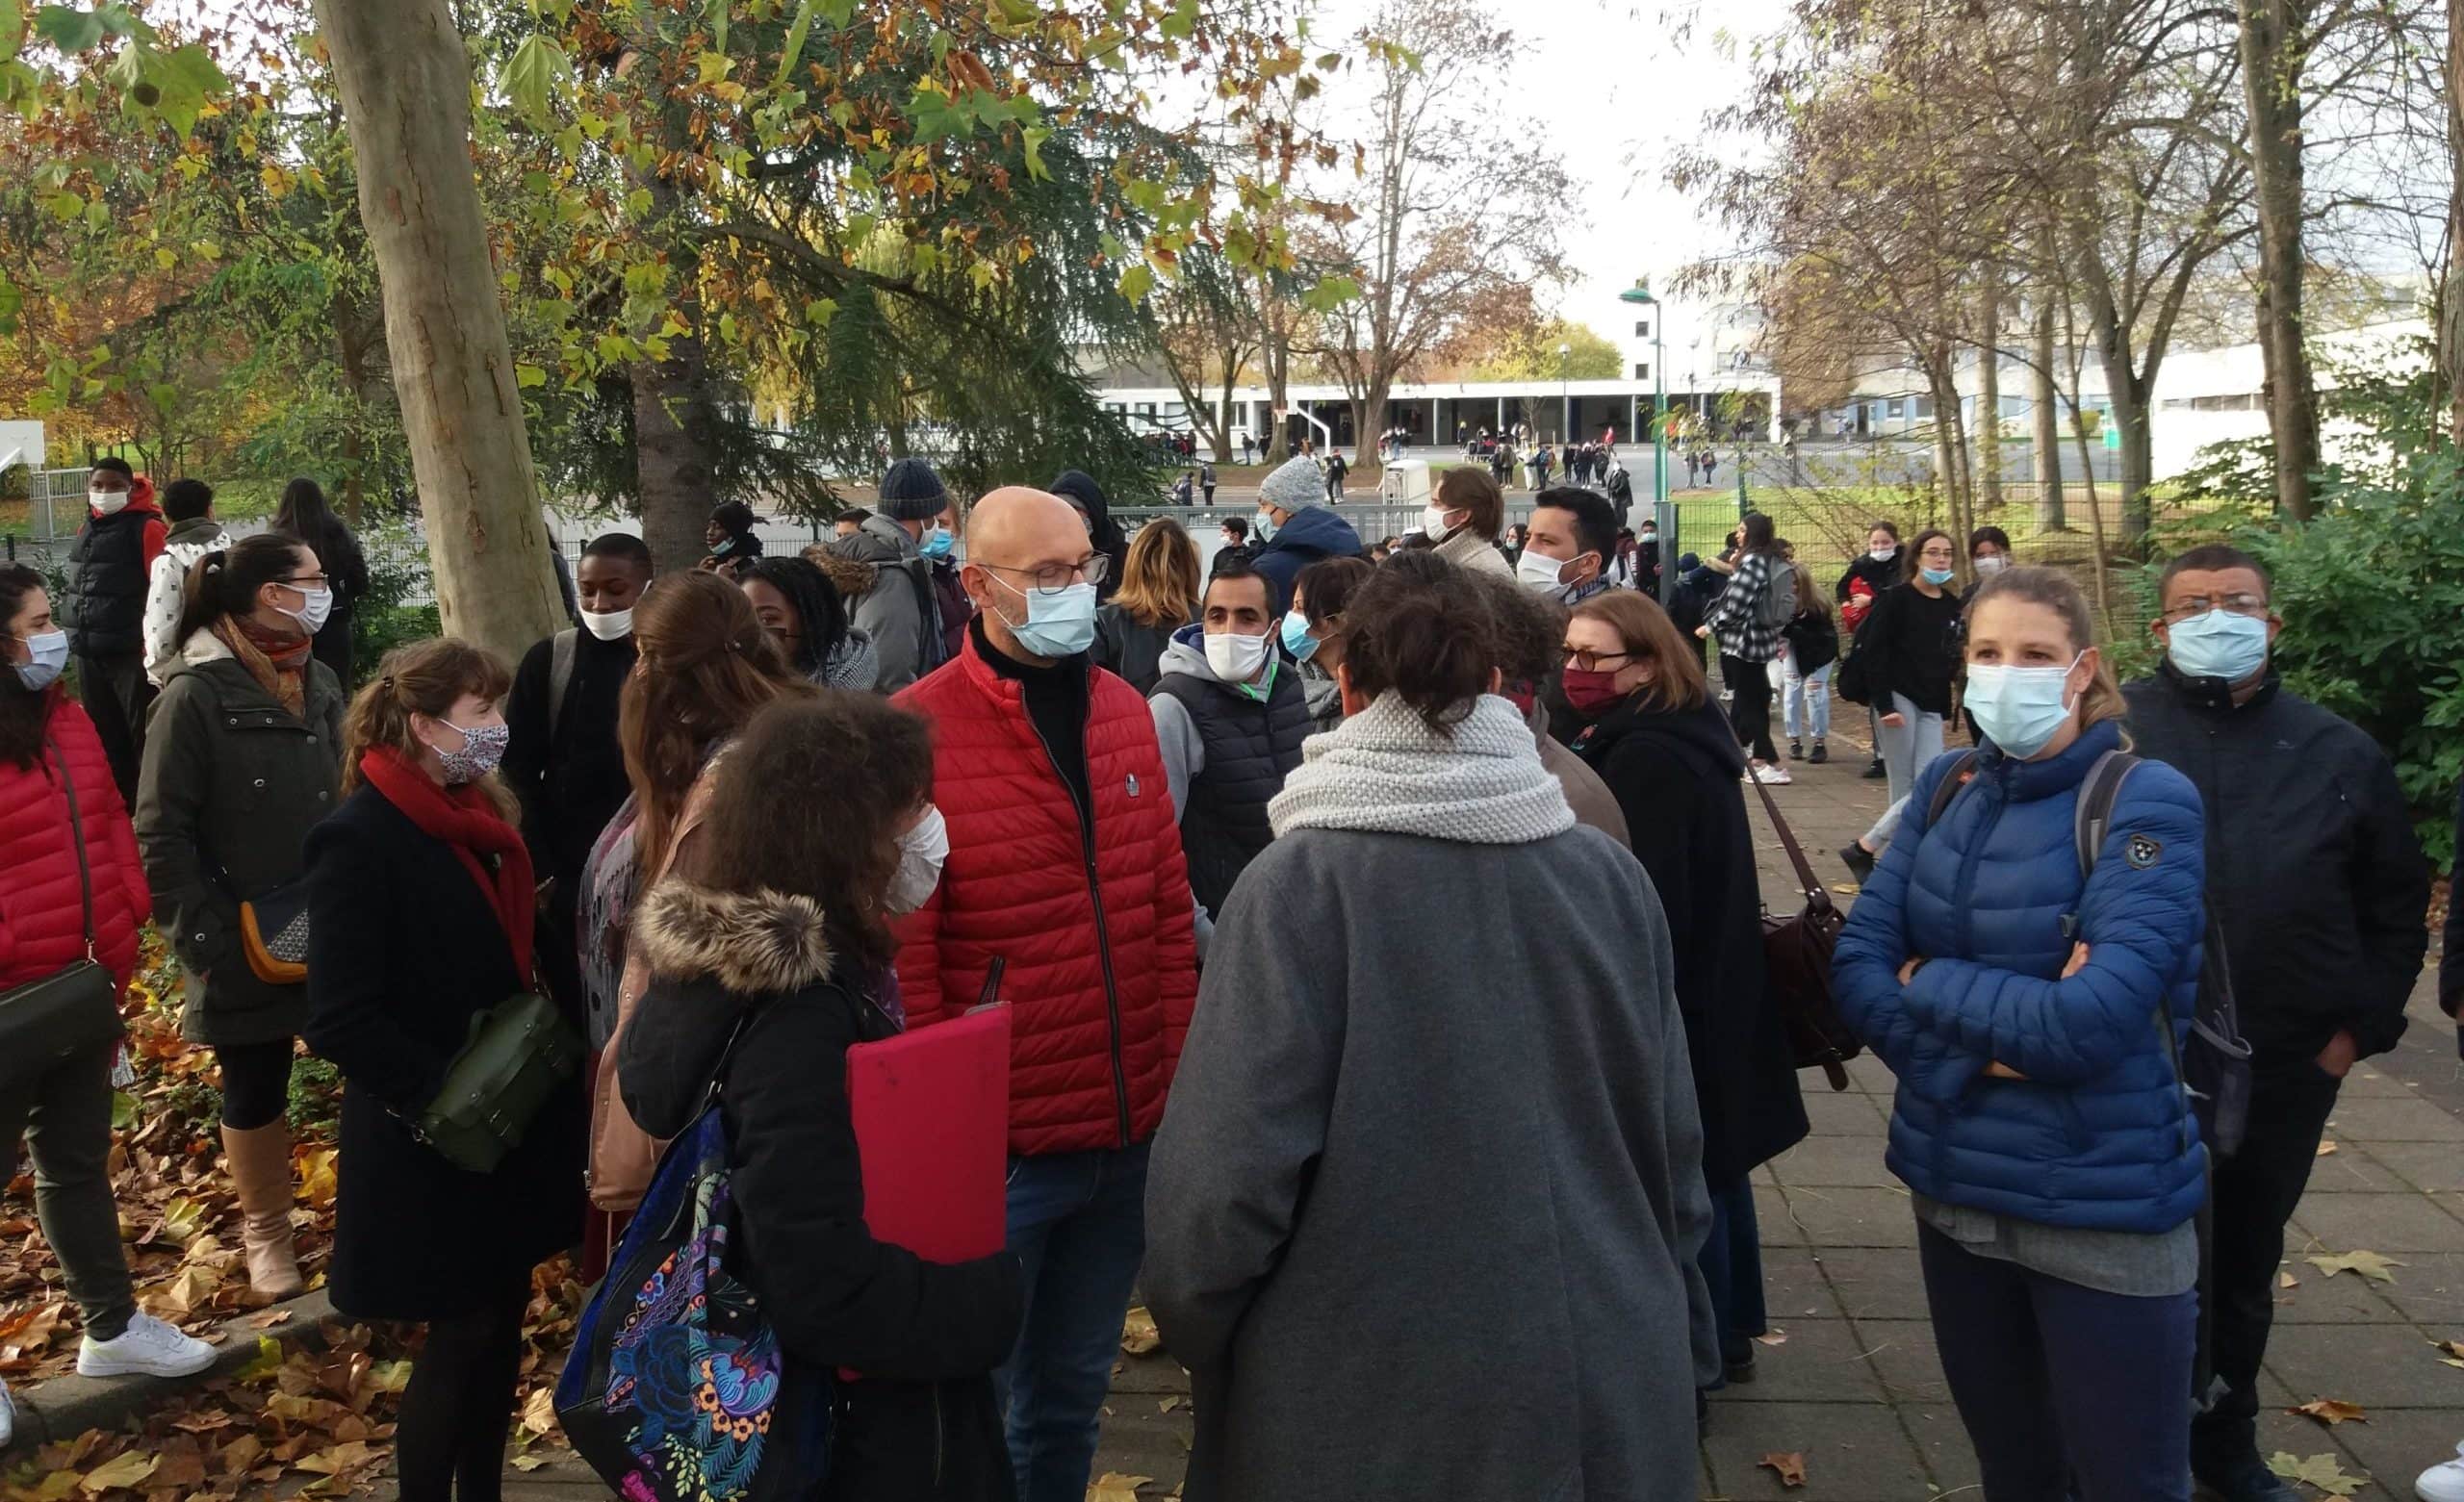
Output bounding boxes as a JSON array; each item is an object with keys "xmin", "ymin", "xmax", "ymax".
[
  {"xmin": 1745, "ymin": 766, "xmax": 1825, "ymax": 904},
  {"xmin": 45, "ymin": 736, "xmax": 97, "ymax": 963}
]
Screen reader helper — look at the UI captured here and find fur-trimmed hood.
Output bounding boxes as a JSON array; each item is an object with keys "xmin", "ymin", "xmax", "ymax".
[
  {"xmin": 804, "ymin": 544, "xmax": 880, "ymax": 602},
  {"xmin": 636, "ymin": 877, "xmax": 835, "ymax": 994}
]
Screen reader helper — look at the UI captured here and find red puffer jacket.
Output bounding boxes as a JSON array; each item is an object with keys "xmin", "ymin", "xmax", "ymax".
[
  {"xmin": 0, "ymin": 692, "xmax": 150, "ymax": 991},
  {"xmin": 893, "ymin": 642, "xmax": 1198, "ymax": 1157}
]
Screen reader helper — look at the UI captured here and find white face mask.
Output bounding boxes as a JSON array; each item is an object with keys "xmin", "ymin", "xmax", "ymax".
[
  {"xmin": 886, "ymin": 805, "xmax": 948, "ymax": 915},
  {"xmin": 1205, "ymin": 627, "xmax": 1272, "ymax": 682},
  {"xmin": 90, "ymin": 489, "xmax": 129, "ymax": 515},
  {"xmin": 1423, "ymin": 503, "xmax": 1457, "ymax": 538},
  {"xmin": 1973, "ymin": 554, "xmax": 2010, "ymax": 576},
  {"xmin": 1517, "ymin": 547, "xmax": 1574, "ymax": 598},
  {"xmin": 279, "ymin": 584, "xmax": 334, "ymax": 635},
  {"xmin": 1869, "ymin": 544, "xmax": 1898, "ymax": 562},
  {"xmin": 580, "ymin": 606, "xmax": 634, "ymax": 641}
]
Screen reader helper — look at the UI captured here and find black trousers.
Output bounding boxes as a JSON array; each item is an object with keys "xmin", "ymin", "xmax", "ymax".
[
  {"xmin": 217, "ymin": 1038, "xmax": 296, "ymax": 1131},
  {"xmin": 2190, "ymin": 1055, "xmax": 2342, "ymax": 1474},
  {"xmin": 75, "ymin": 652, "xmax": 152, "ymax": 806},
  {"xmin": 1723, "ymin": 651, "xmax": 1778, "ymax": 762}
]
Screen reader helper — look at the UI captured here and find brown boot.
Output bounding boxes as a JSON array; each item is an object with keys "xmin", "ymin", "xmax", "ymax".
[{"xmin": 221, "ymin": 1122, "xmax": 305, "ymax": 1300}]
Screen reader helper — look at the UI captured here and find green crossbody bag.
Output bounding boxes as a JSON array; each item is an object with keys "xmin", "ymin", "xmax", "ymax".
[{"xmin": 416, "ymin": 991, "xmax": 582, "ymax": 1174}]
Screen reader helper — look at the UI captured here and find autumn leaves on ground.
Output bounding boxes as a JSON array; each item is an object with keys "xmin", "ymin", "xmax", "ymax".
[{"xmin": 0, "ymin": 933, "xmax": 582, "ymax": 1500}]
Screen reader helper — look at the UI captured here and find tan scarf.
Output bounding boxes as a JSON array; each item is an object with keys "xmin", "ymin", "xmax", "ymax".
[{"xmin": 214, "ymin": 618, "xmax": 311, "ymax": 718}]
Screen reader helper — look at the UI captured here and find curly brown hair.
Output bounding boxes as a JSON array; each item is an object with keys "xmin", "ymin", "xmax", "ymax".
[
  {"xmin": 691, "ymin": 694, "xmax": 934, "ymax": 971},
  {"xmin": 620, "ymin": 571, "xmax": 809, "ymax": 876},
  {"xmin": 1336, "ymin": 550, "xmax": 1501, "ymax": 733}
]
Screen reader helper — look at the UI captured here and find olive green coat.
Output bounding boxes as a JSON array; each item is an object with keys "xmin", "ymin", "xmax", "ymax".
[{"xmin": 134, "ymin": 629, "xmax": 346, "ymax": 1046}]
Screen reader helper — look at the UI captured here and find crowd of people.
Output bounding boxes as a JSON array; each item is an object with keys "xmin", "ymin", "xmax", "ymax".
[{"xmin": 1, "ymin": 448, "xmax": 2457, "ymax": 1502}]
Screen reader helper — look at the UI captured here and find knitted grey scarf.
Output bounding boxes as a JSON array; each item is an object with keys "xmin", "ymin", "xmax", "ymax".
[{"xmin": 1269, "ymin": 690, "xmax": 1575, "ymax": 845}]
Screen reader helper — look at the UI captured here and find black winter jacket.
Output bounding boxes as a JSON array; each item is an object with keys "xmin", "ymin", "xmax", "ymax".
[
  {"xmin": 620, "ymin": 878, "xmax": 1023, "ymax": 1502},
  {"xmin": 1570, "ymin": 695, "xmax": 1808, "ymax": 1185},
  {"xmin": 2124, "ymin": 663, "xmax": 2429, "ymax": 1063},
  {"xmin": 1853, "ymin": 583, "xmax": 1963, "ymax": 715}
]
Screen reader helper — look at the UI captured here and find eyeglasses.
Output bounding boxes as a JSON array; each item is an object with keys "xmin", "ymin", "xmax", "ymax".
[
  {"xmin": 281, "ymin": 573, "xmax": 330, "ymax": 589},
  {"xmin": 2162, "ymin": 593, "xmax": 2268, "ymax": 624},
  {"xmin": 1561, "ymin": 646, "xmax": 1637, "ymax": 673},
  {"xmin": 981, "ymin": 555, "xmax": 1112, "ymax": 596}
]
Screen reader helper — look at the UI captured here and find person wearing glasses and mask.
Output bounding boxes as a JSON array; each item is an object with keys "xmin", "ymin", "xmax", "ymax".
[
  {"xmin": 890, "ymin": 487, "xmax": 1197, "ymax": 1502},
  {"xmin": 135, "ymin": 533, "xmax": 346, "ymax": 1303},
  {"xmin": 2123, "ymin": 545, "xmax": 2428, "ymax": 1502}
]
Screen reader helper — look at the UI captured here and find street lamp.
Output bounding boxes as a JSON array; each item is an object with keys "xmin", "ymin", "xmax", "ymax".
[
  {"xmin": 1557, "ymin": 342, "xmax": 1572, "ymax": 446},
  {"xmin": 1619, "ymin": 279, "xmax": 1668, "ymax": 602}
]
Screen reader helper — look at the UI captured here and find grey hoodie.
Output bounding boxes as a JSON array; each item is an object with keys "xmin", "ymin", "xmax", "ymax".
[
  {"xmin": 828, "ymin": 515, "xmax": 935, "ymax": 691},
  {"xmin": 1147, "ymin": 623, "xmax": 1286, "ymax": 959}
]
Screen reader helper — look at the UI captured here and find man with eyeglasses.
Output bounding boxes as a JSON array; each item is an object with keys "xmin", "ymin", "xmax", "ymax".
[
  {"xmin": 891, "ymin": 486, "xmax": 1197, "ymax": 1502},
  {"xmin": 2124, "ymin": 543, "xmax": 2428, "ymax": 1502}
]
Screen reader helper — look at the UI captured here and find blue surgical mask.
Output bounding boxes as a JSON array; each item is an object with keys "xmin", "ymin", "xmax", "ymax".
[
  {"xmin": 1280, "ymin": 610, "xmax": 1319, "ymax": 662},
  {"xmin": 1921, "ymin": 566, "xmax": 1957, "ymax": 587},
  {"xmin": 991, "ymin": 578, "xmax": 1097, "ymax": 659},
  {"xmin": 1964, "ymin": 654, "xmax": 2083, "ymax": 759},
  {"xmin": 919, "ymin": 526, "xmax": 955, "ymax": 561},
  {"xmin": 2167, "ymin": 608, "xmax": 2269, "ymax": 683},
  {"xmin": 13, "ymin": 628, "xmax": 68, "ymax": 692},
  {"xmin": 1252, "ymin": 509, "xmax": 1276, "ymax": 543}
]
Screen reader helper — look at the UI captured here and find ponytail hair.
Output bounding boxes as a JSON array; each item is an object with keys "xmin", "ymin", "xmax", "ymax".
[
  {"xmin": 177, "ymin": 533, "xmax": 307, "ymax": 644},
  {"xmin": 341, "ymin": 637, "xmax": 518, "ymax": 820}
]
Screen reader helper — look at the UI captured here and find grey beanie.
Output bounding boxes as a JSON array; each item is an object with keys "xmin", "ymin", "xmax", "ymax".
[
  {"xmin": 1258, "ymin": 455, "xmax": 1323, "ymax": 514},
  {"xmin": 879, "ymin": 457, "xmax": 950, "ymax": 522}
]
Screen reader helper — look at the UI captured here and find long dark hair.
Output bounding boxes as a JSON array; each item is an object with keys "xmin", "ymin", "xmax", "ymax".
[
  {"xmin": 742, "ymin": 557, "xmax": 850, "ymax": 678},
  {"xmin": 0, "ymin": 564, "xmax": 52, "ymax": 769},
  {"xmin": 1903, "ymin": 527, "xmax": 1954, "ymax": 586},
  {"xmin": 273, "ymin": 477, "xmax": 363, "ymax": 597},
  {"xmin": 1337, "ymin": 551, "xmax": 1501, "ymax": 733},
  {"xmin": 1738, "ymin": 511, "xmax": 1779, "ymax": 557},
  {"xmin": 177, "ymin": 534, "xmax": 310, "ymax": 645},
  {"xmin": 620, "ymin": 571, "xmax": 809, "ymax": 877},
  {"xmin": 693, "ymin": 694, "xmax": 934, "ymax": 971}
]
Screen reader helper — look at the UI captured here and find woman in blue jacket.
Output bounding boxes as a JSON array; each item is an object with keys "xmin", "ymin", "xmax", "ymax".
[{"xmin": 1833, "ymin": 565, "xmax": 2208, "ymax": 1501}]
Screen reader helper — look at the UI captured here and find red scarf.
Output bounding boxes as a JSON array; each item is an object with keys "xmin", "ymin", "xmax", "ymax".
[{"xmin": 358, "ymin": 746, "xmax": 536, "ymax": 980}]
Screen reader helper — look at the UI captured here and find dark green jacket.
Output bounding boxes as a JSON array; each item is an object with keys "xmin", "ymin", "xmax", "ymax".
[{"xmin": 134, "ymin": 629, "xmax": 346, "ymax": 1045}]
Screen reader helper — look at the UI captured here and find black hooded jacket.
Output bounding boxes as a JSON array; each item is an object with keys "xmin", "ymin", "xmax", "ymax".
[
  {"xmin": 619, "ymin": 878, "xmax": 1023, "ymax": 1500},
  {"xmin": 1570, "ymin": 695, "xmax": 1809, "ymax": 1185},
  {"xmin": 1049, "ymin": 470, "xmax": 1129, "ymax": 603},
  {"xmin": 2124, "ymin": 661, "xmax": 2429, "ymax": 1063}
]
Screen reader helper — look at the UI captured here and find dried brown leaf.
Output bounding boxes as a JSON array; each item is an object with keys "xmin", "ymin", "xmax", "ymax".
[
  {"xmin": 77, "ymin": 1450, "xmax": 160, "ymax": 1493},
  {"xmin": 1758, "ymin": 1452, "xmax": 1810, "ymax": 1488},
  {"xmin": 1088, "ymin": 1474, "xmax": 1152, "ymax": 1502},
  {"xmin": 2290, "ymin": 1399, "xmax": 2368, "ymax": 1426},
  {"xmin": 1119, "ymin": 1308, "xmax": 1162, "ymax": 1356},
  {"xmin": 2305, "ymin": 1250, "xmax": 2403, "ymax": 1284},
  {"xmin": 1754, "ymin": 1329, "xmax": 1788, "ymax": 1347}
]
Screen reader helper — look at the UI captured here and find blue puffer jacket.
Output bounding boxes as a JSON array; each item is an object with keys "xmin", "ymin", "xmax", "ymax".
[{"xmin": 1833, "ymin": 720, "xmax": 2209, "ymax": 1234}]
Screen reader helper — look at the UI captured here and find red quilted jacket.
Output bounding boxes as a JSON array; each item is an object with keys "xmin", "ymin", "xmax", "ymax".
[
  {"xmin": 893, "ymin": 641, "xmax": 1198, "ymax": 1157},
  {"xmin": 0, "ymin": 692, "xmax": 150, "ymax": 991}
]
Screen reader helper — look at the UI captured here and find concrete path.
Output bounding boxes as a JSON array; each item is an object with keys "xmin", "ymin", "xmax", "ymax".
[{"xmin": 500, "ymin": 722, "xmax": 2464, "ymax": 1500}]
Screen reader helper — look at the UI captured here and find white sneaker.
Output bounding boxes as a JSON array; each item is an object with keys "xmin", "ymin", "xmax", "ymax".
[
  {"xmin": 1751, "ymin": 762, "xmax": 1793, "ymax": 785},
  {"xmin": 0, "ymin": 1375, "xmax": 13, "ymax": 1448},
  {"xmin": 77, "ymin": 1311, "xmax": 217, "ymax": 1379},
  {"xmin": 2418, "ymin": 1441, "xmax": 2464, "ymax": 1502}
]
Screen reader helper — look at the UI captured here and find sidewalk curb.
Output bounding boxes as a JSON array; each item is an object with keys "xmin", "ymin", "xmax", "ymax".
[{"xmin": 3, "ymin": 1287, "xmax": 338, "ymax": 1453}]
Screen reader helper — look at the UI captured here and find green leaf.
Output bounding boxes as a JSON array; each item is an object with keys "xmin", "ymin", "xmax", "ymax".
[
  {"xmin": 1160, "ymin": 0, "xmax": 1198, "ymax": 39},
  {"xmin": 1116, "ymin": 263, "xmax": 1155, "ymax": 304},
  {"xmin": 1020, "ymin": 125, "xmax": 1049, "ymax": 181},
  {"xmin": 110, "ymin": 1090, "xmax": 138, "ymax": 1129},
  {"xmin": 31, "ymin": 5, "xmax": 103, "ymax": 53},
  {"xmin": 0, "ymin": 0, "xmax": 24, "ymax": 59},
  {"xmin": 502, "ymin": 34, "xmax": 572, "ymax": 126},
  {"xmin": 705, "ymin": 0, "xmax": 727, "ymax": 54},
  {"xmin": 694, "ymin": 49, "xmax": 731, "ymax": 85},
  {"xmin": 1299, "ymin": 273, "xmax": 1358, "ymax": 312},
  {"xmin": 776, "ymin": 0, "xmax": 816, "ymax": 85},
  {"xmin": 515, "ymin": 363, "xmax": 547, "ymax": 389},
  {"xmin": 41, "ymin": 189, "xmax": 81, "ymax": 219}
]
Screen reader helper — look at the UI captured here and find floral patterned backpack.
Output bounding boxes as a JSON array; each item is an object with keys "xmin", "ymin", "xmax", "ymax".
[{"xmin": 557, "ymin": 1023, "xmax": 827, "ymax": 1501}]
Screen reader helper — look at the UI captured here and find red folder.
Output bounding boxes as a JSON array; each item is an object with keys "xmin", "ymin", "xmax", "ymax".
[{"xmin": 846, "ymin": 1003, "xmax": 1011, "ymax": 1263}]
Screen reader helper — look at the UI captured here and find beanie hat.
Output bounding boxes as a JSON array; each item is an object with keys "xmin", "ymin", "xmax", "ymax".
[
  {"xmin": 1258, "ymin": 455, "xmax": 1323, "ymax": 514},
  {"xmin": 879, "ymin": 458, "xmax": 949, "ymax": 522}
]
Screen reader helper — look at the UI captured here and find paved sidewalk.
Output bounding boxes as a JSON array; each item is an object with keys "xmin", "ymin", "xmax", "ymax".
[{"xmin": 502, "ymin": 724, "xmax": 2464, "ymax": 1500}]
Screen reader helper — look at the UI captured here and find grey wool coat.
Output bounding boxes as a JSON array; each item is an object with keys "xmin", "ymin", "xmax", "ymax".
[{"xmin": 1145, "ymin": 825, "xmax": 1715, "ymax": 1502}]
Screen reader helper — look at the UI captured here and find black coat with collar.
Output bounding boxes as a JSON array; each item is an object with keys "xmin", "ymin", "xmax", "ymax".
[
  {"xmin": 303, "ymin": 784, "xmax": 587, "ymax": 1320},
  {"xmin": 620, "ymin": 878, "xmax": 1023, "ymax": 1502},
  {"xmin": 1571, "ymin": 695, "xmax": 1809, "ymax": 1186}
]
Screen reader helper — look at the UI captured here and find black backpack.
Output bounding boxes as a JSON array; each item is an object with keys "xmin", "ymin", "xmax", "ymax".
[{"xmin": 1926, "ymin": 748, "xmax": 2252, "ymax": 1157}]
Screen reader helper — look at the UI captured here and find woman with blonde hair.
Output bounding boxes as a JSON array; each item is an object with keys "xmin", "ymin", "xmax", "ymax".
[
  {"xmin": 1834, "ymin": 565, "xmax": 2208, "ymax": 1500},
  {"xmin": 1781, "ymin": 555, "xmax": 1839, "ymax": 763},
  {"xmin": 304, "ymin": 637, "xmax": 584, "ymax": 1502},
  {"xmin": 1094, "ymin": 517, "xmax": 1200, "ymax": 695},
  {"xmin": 579, "ymin": 572, "xmax": 808, "ymax": 1233},
  {"xmin": 1561, "ymin": 590, "xmax": 1807, "ymax": 1395}
]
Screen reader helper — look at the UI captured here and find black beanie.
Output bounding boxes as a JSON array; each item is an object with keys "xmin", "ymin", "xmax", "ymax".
[{"xmin": 879, "ymin": 458, "xmax": 949, "ymax": 522}]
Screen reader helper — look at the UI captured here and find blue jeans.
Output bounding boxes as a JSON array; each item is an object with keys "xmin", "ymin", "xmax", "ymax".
[
  {"xmin": 1696, "ymin": 1177, "xmax": 1767, "ymax": 1385},
  {"xmin": 1918, "ymin": 1223, "xmax": 2196, "ymax": 1501},
  {"xmin": 997, "ymin": 1141, "xmax": 1150, "ymax": 1502},
  {"xmin": 1783, "ymin": 658, "xmax": 1831, "ymax": 740}
]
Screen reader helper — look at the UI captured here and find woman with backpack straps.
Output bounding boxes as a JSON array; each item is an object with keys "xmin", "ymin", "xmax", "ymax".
[
  {"xmin": 1696, "ymin": 510, "xmax": 1790, "ymax": 785},
  {"xmin": 1833, "ymin": 566, "xmax": 2210, "ymax": 1501}
]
